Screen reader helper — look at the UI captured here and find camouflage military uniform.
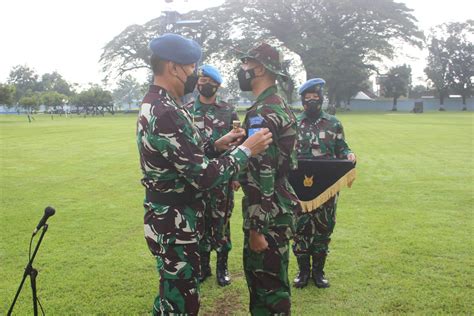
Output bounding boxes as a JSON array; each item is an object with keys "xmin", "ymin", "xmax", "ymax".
[
  {"xmin": 293, "ymin": 110, "xmax": 352, "ymax": 258},
  {"xmin": 137, "ymin": 85, "xmax": 249, "ymax": 315},
  {"xmin": 185, "ymin": 98, "xmax": 239, "ymax": 255},
  {"xmin": 241, "ymin": 85, "xmax": 300, "ymax": 315}
]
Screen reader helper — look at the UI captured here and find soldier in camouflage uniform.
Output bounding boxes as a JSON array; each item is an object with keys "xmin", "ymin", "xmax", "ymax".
[
  {"xmin": 185, "ymin": 64, "xmax": 239, "ymax": 287},
  {"xmin": 237, "ymin": 43, "xmax": 301, "ymax": 316},
  {"xmin": 292, "ymin": 78, "xmax": 356, "ymax": 289},
  {"xmin": 136, "ymin": 34, "xmax": 272, "ymax": 315}
]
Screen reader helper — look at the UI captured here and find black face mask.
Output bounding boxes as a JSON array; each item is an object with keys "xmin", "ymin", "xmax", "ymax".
[
  {"xmin": 197, "ymin": 83, "xmax": 218, "ymax": 98},
  {"xmin": 178, "ymin": 66, "xmax": 198, "ymax": 95},
  {"xmin": 237, "ymin": 67, "xmax": 257, "ymax": 91},
  {"xmin": 304, "ymin": 99, "xmax": 322, "ymax": 118}
]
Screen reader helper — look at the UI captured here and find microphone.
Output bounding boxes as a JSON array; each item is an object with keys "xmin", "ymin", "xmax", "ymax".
[{"xmin": 32, "ymin": 207, "xmax": 56, "ymax": 236}]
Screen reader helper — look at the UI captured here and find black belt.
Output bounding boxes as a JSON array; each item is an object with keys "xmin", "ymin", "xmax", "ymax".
[{"xmin": 146, "ymin": 187, "xmax": 198, "ymax": 206}]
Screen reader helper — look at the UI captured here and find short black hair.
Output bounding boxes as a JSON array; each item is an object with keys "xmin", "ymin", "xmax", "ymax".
[{"xmin": 150, "ymin": 54, "xmax": 167, "ymax": 75}]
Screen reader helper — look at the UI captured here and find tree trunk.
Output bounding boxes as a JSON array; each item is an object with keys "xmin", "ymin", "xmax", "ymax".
[
  {"xmin": 462, "ymin": 93, "xmax": 467, "ymax": 110},
  {"xmin": 439, "ymin": 93, "xmax": 445, "ymax": 111},
  {"xmin": 392, "ymin": 97, "xmax": 398, "ymax": 111},
  {"xmin": 27, "ymin": 107, "xmax": 32, "ymax": 123}
]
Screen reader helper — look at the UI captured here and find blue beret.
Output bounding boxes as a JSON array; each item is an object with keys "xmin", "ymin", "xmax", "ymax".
[
  {"xmin": 198, "ymin": 64, "xmax": 223, "ymax": 85},
  {"xmin": 298, "ymin": 78, "xmax": 326, "ymax": 95},
  {"xmin": 149, "ymin": 33, "xmax": 202, "ymax": 64}
]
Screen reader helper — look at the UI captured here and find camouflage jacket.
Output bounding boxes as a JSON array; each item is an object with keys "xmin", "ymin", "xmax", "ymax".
[
  {"xmin": 296, "ymin": 111, "xmax": 352, "ymax": 159},
  {"xmin": 240, "ymin": 85, "xmax": 300, "ymax": 235},
  {"xmin": 137, "ymin": 86, "xmax": 250, "ymax": 244},
  {"xmin": 137, "ymin": 85, "xmax": 248, "ymax": 197},
  {"xmin": 184, "ymin": 97, "xmax": 239, "ymax": 144}
]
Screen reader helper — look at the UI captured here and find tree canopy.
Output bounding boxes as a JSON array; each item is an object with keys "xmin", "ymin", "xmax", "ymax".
[
  {"xmin": 112, "ymin": 75, "xmax": 143, "ymax": 110},
  {"xmin": 7, "ymin": 65, "xmax": 39, "ymax": 102},
  {"xmin": 71, "ymin": 85, "xmax": 114, "ymax": 115},
  {"xmin": 425, "ymin": 20, "xmax": 474, "ymax": 107},
  {"xmin": 0, "ymin": 84, "xmax": 16, "ymax": 107},
  {"xmin": 382, "ymin": 64, "xmax": 412, "ymax": 110},
  {"xmin": 101, "ymin": 0, "xmax": 424, "ymax": 105}
]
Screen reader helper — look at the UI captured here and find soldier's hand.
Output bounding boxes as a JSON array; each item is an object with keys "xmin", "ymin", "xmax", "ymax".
[
  {"xmin": 347, "ymin": 153, "xmax": 356, "ymax": 162},
  {"xmin": 215, "ymin": 128, "xmax": 246, "ymax": 152},
  {"xmin": 231, "ymin": 181, "xmax": 241, "ymax": 191},
  {"xmin": 242, "ymin": 128, "xmax": 273, "ymax": 157},
  {"xmin": 249, "ymin": 230, "xmax": 268, "ymax": 253}
]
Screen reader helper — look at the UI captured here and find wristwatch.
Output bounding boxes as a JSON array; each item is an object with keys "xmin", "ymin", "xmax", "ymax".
[{"xmin": 238, "ymin": 145, "xmax": 252, "ymax": 158}]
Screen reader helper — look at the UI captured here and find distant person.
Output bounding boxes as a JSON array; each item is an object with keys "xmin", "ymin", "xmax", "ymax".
[
  {"xmin": 237, "ymin": 42, "xmax": 300, "ymax": 315},
  {"xmin": 185, "ymin": 64, "xmax": 240, "ymax": 287},
  {"xmin": 136, "ymin": 33, "xmax": 272, "ymax": 315},
  {"xmin": 292, "ymin": 78, "xmax": 356, "ymax": 289}
]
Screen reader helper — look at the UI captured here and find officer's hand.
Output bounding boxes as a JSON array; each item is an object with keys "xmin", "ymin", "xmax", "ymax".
[
  {"xmin": 242, "ymin": 128, "xmax": 273, "ymax": 157},
  {"xmin": 215, "ymin": 128, "xmax": 246, "ymax": 152},
  {"xmin": 347, "ymin": 153, "xmax": 356, "ymax": 162},
  {"xmin": 231, "ymin": 181, "xmax": 241, "ymax": 191},
  {"xmin": 249, "ymin": 230, "xmax": 268, "ymax": 253}
]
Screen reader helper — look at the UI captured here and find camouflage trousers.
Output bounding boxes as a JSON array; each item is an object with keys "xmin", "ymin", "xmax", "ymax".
[
  {"xmin": 144, "ymin": 200, "xmax": 205, "ymax": 316},
  {"xmin": 199, "ymin": 185, "xmax": 233, "ymax": 254},
  {"xmin": 243, "ymin": 227, "xmax": 291, "ymax": 316},
  {"xmin": 292, "ymin": 195, "xmax": 338, "ymax": 257},
  {"xmin": 152, "ymin": 243, "xmax": 201, "ymax": 316}
]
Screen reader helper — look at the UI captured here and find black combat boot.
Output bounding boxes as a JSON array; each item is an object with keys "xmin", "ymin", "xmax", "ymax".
[
  {"xmin": 216, "ymin": 250, "xmax": 231, "ymax": 286},
  {"xmin": 293, "ymin": 256, "xmax": 311, "ymax": 288},
  {"xmin": 199, "ymin": 251, "xmax": 212, "ymax": 283},
  {"xmin": 312, "ymin": 255, "xmax": 330, "ymax": 288}
]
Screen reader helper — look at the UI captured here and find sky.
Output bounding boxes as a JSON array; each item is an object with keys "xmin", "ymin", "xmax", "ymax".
[{"xmin": 0, "ymin": 0, "xmax": 472, "ymax": 89}]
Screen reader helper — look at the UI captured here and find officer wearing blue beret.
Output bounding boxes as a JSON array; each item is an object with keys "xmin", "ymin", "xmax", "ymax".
[
  {"xmin": 185, "ymin": 64, "xmax": 240, "ymax": 287},
  {"xmin": 137, "ymin": 33, "xmax": 273, "ymax": 315},
  {"xmin": 148, "ymin": 33, "xmax": 202, "ymax": 97},
  {"xmin": 292, "ymin": 78, "xmax": 356, "ymax": 289}
]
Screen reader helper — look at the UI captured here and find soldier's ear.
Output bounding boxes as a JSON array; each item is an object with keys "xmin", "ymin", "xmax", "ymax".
[
  {"xmin": 167, "ymin": 61, "xmax": 179, "ymax": 76},
  {"xmin": 255, "ymin": 64, "xmax": 266, "ymax": 77}
]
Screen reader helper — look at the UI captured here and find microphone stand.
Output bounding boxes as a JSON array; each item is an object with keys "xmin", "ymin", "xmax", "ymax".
[{"xmin": 8, "ymin": 224, "xmax": 49, "ymax": 316}]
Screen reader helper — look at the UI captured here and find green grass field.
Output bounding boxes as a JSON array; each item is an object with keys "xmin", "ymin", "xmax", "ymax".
[{"xmin": 1, "ymin": 112, "xmax": 473, "ymax": 315}]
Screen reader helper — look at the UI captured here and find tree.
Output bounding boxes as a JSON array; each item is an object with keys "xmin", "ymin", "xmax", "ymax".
[
  {"xmin": 41, "ymin": 91, "xmax": 68, "ymax": 113},
  {"xmin": 195, "ymin": 0, "xmax": 423, "ymax": 104},
  {"xmin": 102, "ymin": 0, "xmax": 423, "ymax": 104},
  {"xmin": 425, "ymin": 36, "xmax": 450, "ymax": 109},
  {"xmin": 100, "ymin": 10, "xmax": 229, "ymax": 81},
  {"xmin": 445, "ymin": 21, "xmax": 474, "ymax": 109},
  {"xmin": 382, "ymin": 65, "xmax": 412, "ymax": 111},
  {"xmin": 112, "ymin": 75, "xmax": 142, "ymax": 110},
  {"xmin": 100, "ymin": 22, "xmax": 161, "ymax": 80},
  {"xmin": 0, "ymin": 83, "xmax": 16, "ymax": 107},
  {"xmin": 410, "ymin": 84, "xmax": 428, "ymax": 99},
  {"xmin": 18, "ymin": 93, "xmax": 41, "ymax": 122},
  {"xmin": 71, "ymin": 85, "xmax": 114, "ymax": 115},
  {"xmin": 7, "ymin": 65, "xmax": 39, "ymax": 102},
  {"xmin": 40, "ymin": 71, "xmax": 73, "ymax": 96}
]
